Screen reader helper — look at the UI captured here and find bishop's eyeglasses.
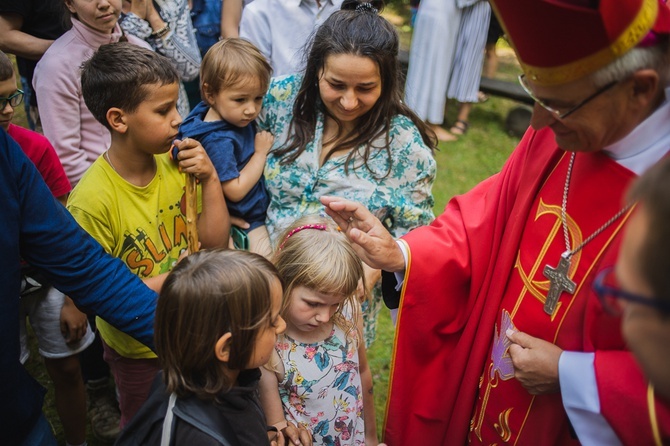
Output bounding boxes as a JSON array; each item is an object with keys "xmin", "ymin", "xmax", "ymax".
[{"xmin": 518, "ymin": 74, "xmax": 618, "ymax": 120}]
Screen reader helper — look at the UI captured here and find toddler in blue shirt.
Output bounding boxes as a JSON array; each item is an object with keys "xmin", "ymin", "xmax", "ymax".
[{"xmin": 179, "ymin": 38, "xmax": 274, "ymax": 256}]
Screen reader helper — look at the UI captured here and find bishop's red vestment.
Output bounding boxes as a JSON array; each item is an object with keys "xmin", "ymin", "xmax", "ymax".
[{"xmin": 384, "ymin": 126, "xmax": 670, "ymax": 445}]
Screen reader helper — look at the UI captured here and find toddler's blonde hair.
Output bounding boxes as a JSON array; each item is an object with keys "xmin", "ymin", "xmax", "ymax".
[{"xmin": 200, "ymin": 38, "xmax": 272, "ymax": 101}]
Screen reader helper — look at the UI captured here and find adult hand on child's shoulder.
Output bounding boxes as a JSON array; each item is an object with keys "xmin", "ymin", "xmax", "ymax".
[{"xmin": 255, "ymin": 131, "xmax": 275, "ymax": 156}]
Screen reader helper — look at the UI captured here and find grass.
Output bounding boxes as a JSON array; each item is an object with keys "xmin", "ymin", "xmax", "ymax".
[{"xmin": 18, "ymin": 15, "xmax": 523, "ymax": 444}]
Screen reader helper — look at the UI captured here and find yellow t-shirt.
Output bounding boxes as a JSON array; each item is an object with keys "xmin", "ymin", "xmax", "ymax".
[{"xmin": 68, "ymin": 153, "xmax": 197, "ymax": 358}]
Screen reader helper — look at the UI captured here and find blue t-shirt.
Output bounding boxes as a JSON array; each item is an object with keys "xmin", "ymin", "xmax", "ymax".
[{"xmin": 179, "ymin": 101, "xmax": 270, "ymax": 230}]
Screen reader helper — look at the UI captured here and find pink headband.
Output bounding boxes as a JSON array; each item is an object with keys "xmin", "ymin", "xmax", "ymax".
[{"xmin": 278, "ymin": 224, "xmax": 327, "ymax": 250}]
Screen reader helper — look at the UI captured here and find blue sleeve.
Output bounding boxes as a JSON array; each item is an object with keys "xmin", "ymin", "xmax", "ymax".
[
  {"xmin": 201, "ymin": 132, "xmax": 240, "ymax": 183},
  {"xmin": 1, "ymin": 129, "xmax": 156, "ymax": 442},
  {"xmin": 6, "ymin": 129, "xmax": 157, "ymax": 349},
  {"xmin": 0, "ymin": 130, "xmax": 44, "ymax": 444}
]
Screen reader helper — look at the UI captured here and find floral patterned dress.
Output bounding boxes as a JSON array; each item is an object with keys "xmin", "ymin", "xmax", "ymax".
[
  {"xmin": 277, "ymin": 326, "xmax": 365, "ymax": 445},
  {"xmin": 259, "ymin": 74, "xmax": 437, "ymax": 346}
]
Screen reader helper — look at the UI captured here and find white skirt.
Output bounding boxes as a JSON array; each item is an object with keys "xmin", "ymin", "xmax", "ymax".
[{"xmin": 404, "ymin": 0, "xmax": 491, "ymax": 123}]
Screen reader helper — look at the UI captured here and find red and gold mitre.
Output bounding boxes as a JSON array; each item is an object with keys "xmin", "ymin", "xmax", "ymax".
[{"xmin": 490, "ymin": 0, "xmax": 670, "ymax": 85}]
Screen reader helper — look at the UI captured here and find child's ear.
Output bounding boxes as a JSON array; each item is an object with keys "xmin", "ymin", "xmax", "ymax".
[
  {"xmin": 106, "ymin": 107, "xmax": 128, "ymax": 134},
  {"xmin": 214, "ymin": 332, "xmax": 233, "ymax": 363},
  {"xmin": 202, "ymin": 83, "xmax": 214, "ymax": 104}
]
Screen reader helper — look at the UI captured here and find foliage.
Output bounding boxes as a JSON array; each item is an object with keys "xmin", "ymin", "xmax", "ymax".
[{"xmin": 385, "ymin": 0, "xmax": 412, "ymax": 11}]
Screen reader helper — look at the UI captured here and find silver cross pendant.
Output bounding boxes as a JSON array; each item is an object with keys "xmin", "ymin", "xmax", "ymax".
[{"xmin": 543, "ymin": 254, "xmax": 576, "ymax": 316}]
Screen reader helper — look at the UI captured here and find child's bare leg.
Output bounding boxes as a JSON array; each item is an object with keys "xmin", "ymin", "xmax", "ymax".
[
  {"xmin": 248, "ymin": 225, "xmax": 272, "ymax": 258},
  {"xmin": 44, "ymin": 355, "xmax": 87, "ymax": 445}
]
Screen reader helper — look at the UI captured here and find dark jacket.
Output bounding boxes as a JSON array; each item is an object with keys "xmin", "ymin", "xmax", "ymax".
[{"xmin": 116, "ymin": 369, "xmax": 271, "ymax": 445}]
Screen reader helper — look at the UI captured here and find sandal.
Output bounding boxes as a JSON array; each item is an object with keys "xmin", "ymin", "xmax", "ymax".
[
  {"xmin": 449, "ymin": 120, "xmax": 469, "ymax": 136},
  {"xmin": 430, "ymin": 124, "xmax": 458, "ymax": 142},
  {"xmin": 478, "ymin": 91, "xmax": 489, "ymax": 103}
]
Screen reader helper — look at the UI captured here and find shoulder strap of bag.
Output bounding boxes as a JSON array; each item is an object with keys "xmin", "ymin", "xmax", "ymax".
[{"xmin": 160, "ymin": 393, "xmax": 178, "ymax": 446}]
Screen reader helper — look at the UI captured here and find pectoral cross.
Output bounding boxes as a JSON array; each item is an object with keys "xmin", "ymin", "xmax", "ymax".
[{"xmin": 543, "ymin": 254, "xmax": 576, "ymax": 316}]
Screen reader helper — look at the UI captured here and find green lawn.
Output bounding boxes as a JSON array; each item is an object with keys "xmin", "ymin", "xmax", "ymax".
[{"xmin": 19, "ymin": 16, "xmax": 524, "ymax": 444}]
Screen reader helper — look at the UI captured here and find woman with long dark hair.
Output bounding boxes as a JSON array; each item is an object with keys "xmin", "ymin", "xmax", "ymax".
[{"xmin": 258, "ymin": 0, "xmax": 437, "ymax": 346}]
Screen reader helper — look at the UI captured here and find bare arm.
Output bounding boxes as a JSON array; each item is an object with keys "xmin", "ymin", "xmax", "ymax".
[
  {"xmin": 60, "ymin": 296, "xmax": 88, "ymax": 343},
  {"xmin": 357, "ymin": 316, "xmax": 378, "ymax": 445},
  {"xmin": 221, "ymin": 0, "xmax": 243, "ymax": 38},
  {"xmin": 142, "ymin": 273, "xmax": 169, "ymax": 293},
  {"xmin": 259, "ymin": 366, "xmax": 287, "ymax": 428},
  {"xmin": 259, "ymin": 356, "xmax": 312, "ymax": 445},
  {"xmin": 0, "ymin": 14, "xmax": 54, "ymax": 60},
  {"xmin": 221, "ymin": 131, "xmax": 273, "ymax": 202},
  {"xmin": 121, "ymin": 0, "xmax": 201, "ymax": 81}
]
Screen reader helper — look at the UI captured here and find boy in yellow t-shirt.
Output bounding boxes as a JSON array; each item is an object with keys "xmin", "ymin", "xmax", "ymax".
[{"xmin": 67, "ymin": 42, "xmax": 229, "ymax": 428}]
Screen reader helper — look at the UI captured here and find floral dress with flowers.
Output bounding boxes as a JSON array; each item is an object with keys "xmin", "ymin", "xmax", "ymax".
[
  {"xmin": 259, "ymin": 74, "xmax": 437, "ymax": 347},
  {"xmin": 276, "ymin": 325, "xmax": 365, "ymax": 445}
]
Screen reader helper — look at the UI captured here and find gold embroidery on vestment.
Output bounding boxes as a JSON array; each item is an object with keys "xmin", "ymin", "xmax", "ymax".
[{"xmin": 494, "ymin": 408, "xmax": 513, "ymax": 442}]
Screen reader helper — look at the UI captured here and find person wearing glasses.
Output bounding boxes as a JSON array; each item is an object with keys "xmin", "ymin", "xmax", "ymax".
[
  {"xmin": 594, "ymin": 156, "xmax": 670, "ymax": 403},
  {"xmin": 321, "ymin": 0, "xmax": 670, "ymax": 444},
  {"xmin": 0, "ymin": 53, "xmax": 70, "ymax": 204}
]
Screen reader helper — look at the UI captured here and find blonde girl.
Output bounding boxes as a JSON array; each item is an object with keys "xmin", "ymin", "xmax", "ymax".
[
  {"xmin": 260, "ymin": 215, "xmax": 379, "ymax": 445},
  {"xmin": 117, "ymin": 249, "xmax": 287, "ymax": 445}
]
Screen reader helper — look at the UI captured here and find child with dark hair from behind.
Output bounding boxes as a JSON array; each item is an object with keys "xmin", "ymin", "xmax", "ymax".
[
  {"xmin": 0, "ymin": 50, "xmax": 96, "ymax": 446},
  {"xmin": 178, "ymin": 38, "xmax": 274, "ymax": 257},
  {"xmin": 116, "ymin": 249, "xmax": 288, "ymax": 445},
  {"xmin": 68, "ymin": 42, "xmax": 229, "ymax": 429}
]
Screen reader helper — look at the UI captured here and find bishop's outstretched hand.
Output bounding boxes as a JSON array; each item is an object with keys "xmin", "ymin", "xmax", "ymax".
[{"xmin": 320, "ymin": 196, "xmax": 405, "ymax": 273}]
